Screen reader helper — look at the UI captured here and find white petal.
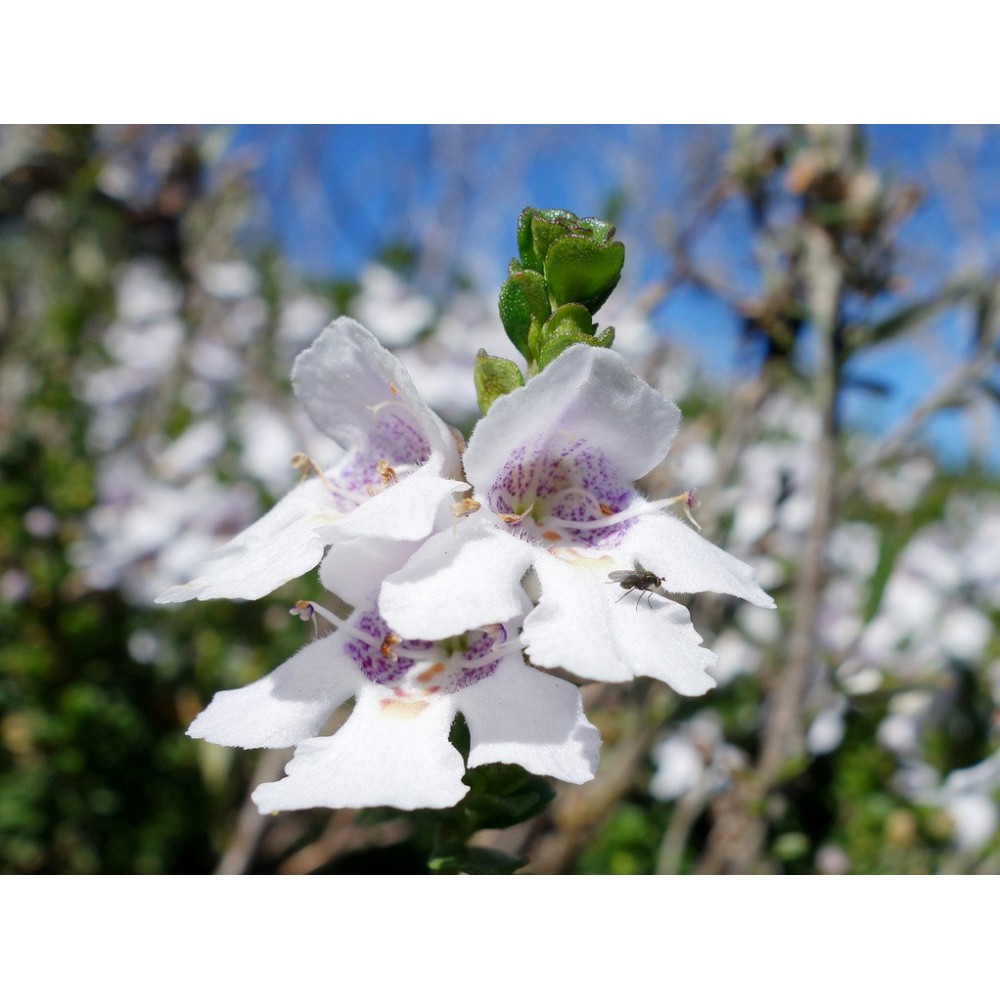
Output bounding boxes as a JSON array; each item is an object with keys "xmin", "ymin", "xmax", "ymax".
[
  {"xmin": 319, "ymin": 536, "xmax": 422, "ymax": 607},
  {"xmin": 379, "ymin": 518, "xmax": 535, "ymax": 640},
  {"xmin": 463, "ymin": 345, "xmax": 680, "ymax": 492},
  {"xmin": 624, "ymin": 514, "xmax": 776, "ymax": 608},
  {"xmin": 187, "ymin": 635, "xmax": 356, "ymax": 748},
  {"xmin": 155, "ymin": 477, "xmax": 330, "ymax": 602},
  {"xmin": 523, "ymin": 551, "xmax": 718, "ymax": 694},
  {"xmin": 292, "ymin": 317, "xmax": 460, "ymax": 476},
  {"xmin": 455, "ymin": 654, "xmax": 600, "ymax": 784},
  {"xmin": 251, "ymin": 686, "xmax": 467, "ymax": 812},
  {"xmin": 327, "ymin": 468, "xmax": 465, "ymax": 542}
]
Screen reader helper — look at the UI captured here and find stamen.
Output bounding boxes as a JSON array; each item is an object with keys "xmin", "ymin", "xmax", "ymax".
[
  {"xmin": 541, "ymin": 494, "xmax": 699, "ymax": 531},
  {"xmin": 678, "ymin": 489, "xmax": 703, "ymax": 532},
  {"xmin": 291, "ymin": 452, "xmax": 368, "ymax": 507},
  {"xmin": 450, "ymin": 642, "xmax": 517, "ymax": 671},
  {"xmin": 376, "ymin": 459, "xmax": 399, "ymax": 486},
  {"xmin": 499, "ymin": 502, "xmax": 534, "ymax": 525},
  {"xmin": 291, "ymin": 452, "xmax": 333, "ymax": 491},
  {"xmin": 289, "ymin": 600, "xmax": 388, "ymax": 649},
  {"xmin": 290, "ymin": 599, "xmax": 315, "ymax": 621},
  {"xmin": 292, "ymin": 602, "xmax": 514, "ymax": 675},
  {"xmin": 366, "ymin": 398, "xmax": 415, "ymax": 419},
  {"xmin": 451, "ymin": 497, "xmax": 481, "ymax": 518}
]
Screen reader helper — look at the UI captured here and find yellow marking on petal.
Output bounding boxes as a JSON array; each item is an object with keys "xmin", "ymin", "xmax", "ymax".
[
  {"xmin": 553, "ymin": 548, "xmax": 616, "ymax": 572},
  {"xmin": 415, "ymin": 662, "xmax": 446, "ymax": 684},
  {"xmin": 388, "ymin": 382, "xmax": 400, "ymax": 396},
  {"xmin": 599, "ymin": 503, "xmax": 614, "ymax": 516},
  {"xmin": 379, "ymin": 698, "xmax": 430, "ymax": 718},
  {"xmin": 542, "ymin": 530, "xmax": 562, "ymax": 541}
]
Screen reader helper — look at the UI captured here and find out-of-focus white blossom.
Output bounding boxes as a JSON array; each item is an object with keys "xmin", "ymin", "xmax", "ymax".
[{"xmin": 650, "ymin": 712, "xmax": 746, "ymax": 802}]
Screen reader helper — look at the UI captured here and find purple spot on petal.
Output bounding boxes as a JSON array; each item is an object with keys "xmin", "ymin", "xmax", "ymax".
[
  {"xmin": 488, "ymin": 435, "xmax": 635, "ymax": 547},
  {"xmin": 328, "ymin": 408, "xmax": 432, "ymax": 506},
  {"xmin": 345, "ymin": 610, "xmax": 414, "ymax": 685},
  {"xmin": 446, "ymin": 660, "xmax": 499, "ymax": 692}
]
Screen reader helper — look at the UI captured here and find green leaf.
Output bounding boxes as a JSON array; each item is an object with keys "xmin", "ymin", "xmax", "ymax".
[
  {"xmin": 428, "ymin": 847, "xmax": 525, "ymax": 875},
  {"xmin": 462, "ymin": 763, "xmax": 555, "ymax": 830},
  {"xmin": 498, "ymin": 270, "xmax": 550, "ymax": 361},
  {"xmin": 544, "ymin": 234, "xmax": 625, "ymax": 313},
  {"xmin": 541, "ymin": 302, "xmax": 596, "ymax": 342},
  {"xmin": 474, "ymin": 350, "xmax": 524, "ymax": 413},
  {"xmin": 537, "ymin": 322, "xmax": 615, "ymax": 370},
  {"xmin": 579, "ymin": 215, "xmax": 616, "ymax": 242},
  {"xmin": 527, "ymin": 317, "xmax": 545, "ymax": 367},
  {"xmin": 519, "ymin": 207, "xmax": 607, "ymax": 274},
  {"xmin": 530, "ymin": 211, "xmax": 577, "ymax": 270},
  {"xmin": 516, "ymin": 207, "xmax": 543, "ymax": 272}
]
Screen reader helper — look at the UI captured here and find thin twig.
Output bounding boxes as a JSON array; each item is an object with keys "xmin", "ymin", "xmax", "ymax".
[
  {"xmin": 838, "ymin": 350, "xmax": 996, "ymax": 502},
  {"xmin": 214, "ymin": 748, "xmax": 291, "ymax": 875},
  {"xmin": 759, "ymin": 227, "xmax": 842, "ymax": 783}
]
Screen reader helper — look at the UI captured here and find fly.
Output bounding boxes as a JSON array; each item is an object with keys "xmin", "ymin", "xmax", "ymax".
[{"xmin": 607, "ymin": 561, "xmax": 665, "ymax": 610}]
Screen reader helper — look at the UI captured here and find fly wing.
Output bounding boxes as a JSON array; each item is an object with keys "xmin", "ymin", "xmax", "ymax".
[{"xmin": 607, "ymin": 570, "xmax": 633, "ymax": 582}]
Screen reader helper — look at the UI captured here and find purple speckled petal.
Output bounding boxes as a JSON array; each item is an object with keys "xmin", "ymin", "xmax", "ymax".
[
  {"xmin": 292, "ymin": 317, "xmax": 461, "ymax": 479},
  {"xmin": 487, "ymin": 433, "xmax": 638, "ymax": 548},
  {"xmin": 464, "ymin": 344, "xmax": 680, "ymax": 500}
]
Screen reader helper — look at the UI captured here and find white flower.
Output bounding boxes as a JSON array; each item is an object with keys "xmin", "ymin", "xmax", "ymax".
[
  {"xmin": 156, "ymin": 318, "xmax": 465, "ymax": 603},
  {"xmin": 378, "ymin": 345, "xmax": 774, "ymax": 696},
  {"xmin": 187, "ymin": 593, "xmax": 600, "ymax": 812}
]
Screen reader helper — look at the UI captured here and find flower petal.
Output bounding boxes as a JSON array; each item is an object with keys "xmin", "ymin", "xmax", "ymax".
[
  {"xmin": 251, "ymin": 686, "xmax": 467, "ymax": 812},
  {"xmin": 292, "ymin": 317, "xmax": 460, "ymax": 477},
  {"xmin": 455, "ymin": 654, "xmax": 600, "ymax": 784},
  {"xmin": 623, "ymin": 514, "xmax": 776, "ymax": 608},
  {"xmin": 187, "ymin": 635, "xmax": 356, "ymax": 748},
  {"xmin": 463, "ymin": 344, "xmax": 680, "ymax": 493},
  {"xmin": 155, "ymin": 477, "xmax": 330, "ymax": 603},
  {"xmin": 379, "ymin": 518, "xmax": 535, "ymax": 640},
  {"xmin": 326, "ymin": 468, "xmax": 465, "ymax": 542},
  {"xmin": 319, "ymin": 536, "xmax": 422, "ymax": 607},
  {"xmin": 523, "ymin": 551, "xmax": 718, "ymax": 694}
]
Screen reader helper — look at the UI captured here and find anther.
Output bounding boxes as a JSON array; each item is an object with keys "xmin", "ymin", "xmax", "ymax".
[
  {"xmin": 380, "ymin": 632, "xmax": 401, "ymax": 661},
  {"xmin": 451, "ymin": 497, "xmax": 481, "ymax": 518},
  {"xmin": 376, "ymin": 459, "xmax": 399, "ymax": 486},
  {"xmin": 499, "ymin": 503, "xmax": 534, "ymax": 525},
  {"xmin": 291, "ymin": 452, "xmax": 334, "ymax": 491},
  {"xmin": 669, "ymin": 488, "xmax": 702, "ymax": 532},
  {"xmin": 290, "ymin": 600, "xmax": 315, "ymax": 621},
  {"xmin": 289, "ymin": 599, "xmax": 387, "ymax": 648}
]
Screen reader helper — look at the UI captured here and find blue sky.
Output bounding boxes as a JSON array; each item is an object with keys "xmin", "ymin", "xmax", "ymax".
[{"xmin": 227, "ymin": 125, "xmax": 1000, "ymax": 469}]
